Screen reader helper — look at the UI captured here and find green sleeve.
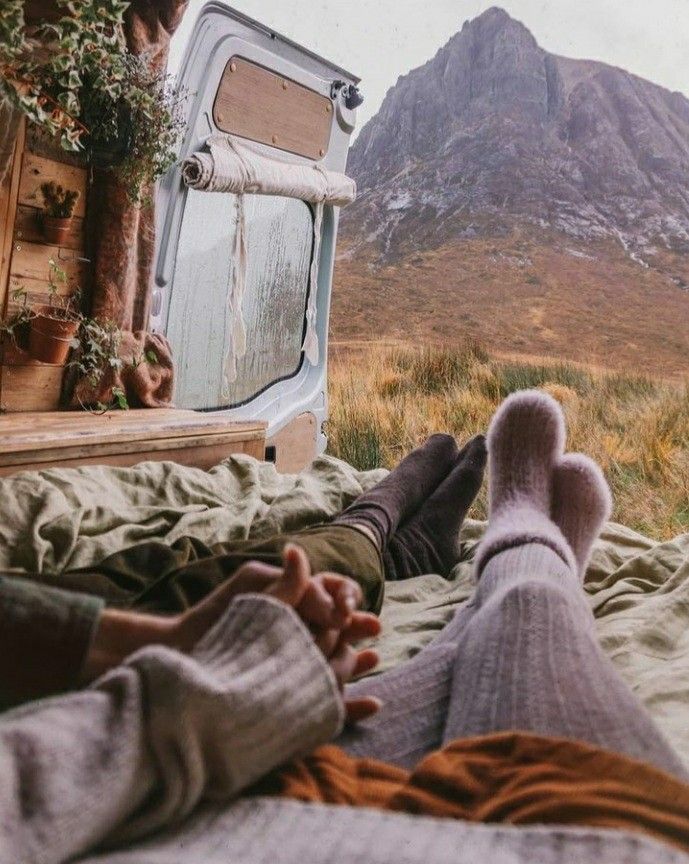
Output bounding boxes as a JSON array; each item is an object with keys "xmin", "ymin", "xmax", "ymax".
[{"xmin": 0, "ymin": 575, "xmax": 104, "ymax": 709}]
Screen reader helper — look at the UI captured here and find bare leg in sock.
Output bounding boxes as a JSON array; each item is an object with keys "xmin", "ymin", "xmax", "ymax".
[
  {"xmin": 333, "ymin": 434, "xmax": 459, "ymax": 549},
  {"xmin": 383, "ymin": 436, "xmax": 487, "ymax": 580},
  {"xmin": 334, "ymin": 434, "xmax": 486, "ymax": 580},
  {"xmin": 340, "ymin": 391, "xmax": 688, "ymax": 780}
]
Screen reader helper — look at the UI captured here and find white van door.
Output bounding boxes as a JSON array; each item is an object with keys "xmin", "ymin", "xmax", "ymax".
[{"xmin": 151, "ymin": 2, "xmax": 360, "ymax": 468}]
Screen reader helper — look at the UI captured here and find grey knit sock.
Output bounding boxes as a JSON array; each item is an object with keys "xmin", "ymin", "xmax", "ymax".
[
  {"xmin": 383, "ymin": 436, "xmax": 487, "ymax": 580},
  {"xmin": 475, "ymin": 390, "xmax": 575, "ymax": 575},
  {"xmin": 552, "ymin": 454, "xmax": 612, "ymax": 580},
  {"xmin": 333, "ymin": 434, "xmax": 458, "ymax": 548},
  {"xmin": 449, "ymin": 389, "xmax": 687, "ymax": 777},
  {"xmin": 441, "ymin": 543, "xmax": 688, "ymax": 778}
]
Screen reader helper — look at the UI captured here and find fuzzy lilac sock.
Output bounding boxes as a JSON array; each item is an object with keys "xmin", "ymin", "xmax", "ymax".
[
  {"xmin": 475, "ymin": 390, "xmax": 575, "ymax": 576},
  {"xmin": 552, "ymin": 454, "xmax": 612, "ymax": 580}
]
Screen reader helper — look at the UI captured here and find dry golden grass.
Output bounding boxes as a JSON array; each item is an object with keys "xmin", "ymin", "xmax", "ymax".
[{"xmin": 327, "ymin": 343, "xmax": 689, "ymax": 539}]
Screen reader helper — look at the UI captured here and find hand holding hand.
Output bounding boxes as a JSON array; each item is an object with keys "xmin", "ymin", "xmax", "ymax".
[{"xmin": 266, "ymin": 544, "xmax": 382, "ymax": 723}]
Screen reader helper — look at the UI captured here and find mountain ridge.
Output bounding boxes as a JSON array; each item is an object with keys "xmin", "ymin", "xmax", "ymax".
[
  {"xmin": 332, "ymin": 7, "xmax": 689, "ymax": 374},
  {"xmin": 342, "ymin": 6, "xmax": 689, "ymax": 265}
]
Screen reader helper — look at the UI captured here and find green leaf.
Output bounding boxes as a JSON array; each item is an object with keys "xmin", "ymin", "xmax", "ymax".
[{"xmin": 112, "ymin": 387, "xmax": 129, "ymax": 410}]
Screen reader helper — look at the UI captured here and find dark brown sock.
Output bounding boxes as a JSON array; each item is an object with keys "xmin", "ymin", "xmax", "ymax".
[
  {"xmin": 333, "ymin": 434, "xmax": 458, "ymax": 547},
  {"xmin": 384, "ymin": 435, "xmax": 487, "ymax": 580}
]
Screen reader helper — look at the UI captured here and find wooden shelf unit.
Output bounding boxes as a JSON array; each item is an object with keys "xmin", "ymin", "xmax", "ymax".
[{"xmin": 0, "ymin": 120, "xmax": 89, "ymax": 412}]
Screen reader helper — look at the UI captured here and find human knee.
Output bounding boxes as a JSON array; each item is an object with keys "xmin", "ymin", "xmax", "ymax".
[{"xmin": 482, "ymin": 574, "xmax": 584, "ymax": 615}]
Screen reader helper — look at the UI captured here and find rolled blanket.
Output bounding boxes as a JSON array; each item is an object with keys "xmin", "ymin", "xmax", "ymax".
[{"xmin": 182, "ymin": 134, "xmax": 356, "ymax": 205}]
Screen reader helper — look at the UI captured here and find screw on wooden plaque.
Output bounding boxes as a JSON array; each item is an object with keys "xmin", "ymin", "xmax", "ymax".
[
  {"xmin": 282, "ymin": 80, "xmax": 288, "ymax": 90},
  {"xmin": 217, "ymin": 112, "xmax": 224, "ymax": 123},
  {"xmin": 319, "ymin": 148, "xmax": 325, "ymax": 157},
  {"xmin": 326, "ymin": 103, "xmax": 332, "ymax": 113},
  {"xmin": 272, "ymin": 134, "xmax": 278, "ymax": 144},
  {"xmin": 230, "ymin": 62, "xmax": 237, "ymax": 72}
]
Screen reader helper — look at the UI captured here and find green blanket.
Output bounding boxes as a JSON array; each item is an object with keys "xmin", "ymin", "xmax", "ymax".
[{"xmin": 1, "ymin": 454, "xmax": 687, "ymax": 766}]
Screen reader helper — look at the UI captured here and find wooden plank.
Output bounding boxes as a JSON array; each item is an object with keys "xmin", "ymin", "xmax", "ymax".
[
  {"xmin": 9, "ymin": 239, "xmax": 85, "ymax": 295},
  {"xmin": 0, "ymin": 409, "xmax": 267, "ymax": 454},
  {"xmin": 266, "ymin": 412, "xmax": 317, "ymax": 472},
  {"xmin": 17, "ymin": 153, "xmax": 87, "ymax": 218},
  {"xmin": 0, "ymin": 437, "xmax": 265, "ymax": 476},
  {"xmin": 213, "ymin": 56, "xmax": 332, "ymax": 161},
  {"xmin": 0, "ymin": 408, "xmax": 267, "ymax": 474},
  {"xmin": 0, "ymin": 363, "xmax": 64, "ymax": 412},
  {"xmin": 0, "ymin": 429, "xmax": 264, "ymax": 466},
  {"xmin": 14, "ymin": 204, "xmax": 85, "ymax": 251},
  {"xmin": 0, "ymin": 119, "xmax": 26, "ymax": 317}
]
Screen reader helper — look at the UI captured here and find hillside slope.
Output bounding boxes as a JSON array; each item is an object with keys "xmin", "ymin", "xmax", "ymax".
[{"xmin": 333, "ymin": 7, "xmax": 689, "ymax": 374}]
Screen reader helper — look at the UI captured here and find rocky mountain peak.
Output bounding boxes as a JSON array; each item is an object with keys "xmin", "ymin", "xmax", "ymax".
[{"xmin": 344, "ymin": 10, "xmax": 689, "ymax": 265}]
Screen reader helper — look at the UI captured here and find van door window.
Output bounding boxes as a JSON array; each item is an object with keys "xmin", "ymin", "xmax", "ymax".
[{"xmin": 166, "ymin": 189, "xmax": 313, "ymax": 410}]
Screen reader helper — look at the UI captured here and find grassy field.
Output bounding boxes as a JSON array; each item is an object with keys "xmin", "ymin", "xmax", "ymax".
[{"xmin": 327, "ymin": 343, "xmax": 689, "ymax": 539}]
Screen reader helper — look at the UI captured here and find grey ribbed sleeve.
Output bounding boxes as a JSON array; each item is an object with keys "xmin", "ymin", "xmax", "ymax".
[{"xmin": 0, "ymin": 594, "xmax": 344, "ymax": 864}]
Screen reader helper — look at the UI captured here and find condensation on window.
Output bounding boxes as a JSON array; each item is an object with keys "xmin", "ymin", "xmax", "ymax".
[{"xmin": 166, "ymin": 189, "xmax": 313, "ymax": 410}]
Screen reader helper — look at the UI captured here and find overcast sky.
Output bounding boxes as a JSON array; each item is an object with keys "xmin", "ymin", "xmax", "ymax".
[{"xmin": 169, "ymin": 0, "xmax": 689, "ymax": 136}]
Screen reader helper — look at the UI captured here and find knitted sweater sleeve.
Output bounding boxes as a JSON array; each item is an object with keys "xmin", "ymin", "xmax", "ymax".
[{"xmin": 0, "ymin": 594, "xmax": 344, "ymax": 864}]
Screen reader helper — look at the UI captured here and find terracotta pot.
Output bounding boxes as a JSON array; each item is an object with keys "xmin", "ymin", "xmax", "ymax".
[
  {"xmin": 29, "ymin": 307, "xmax": 79, "ymax": 365},
  {"xmin": 43, "ymin": 215, "xmax": 72, "ymax": 246}
]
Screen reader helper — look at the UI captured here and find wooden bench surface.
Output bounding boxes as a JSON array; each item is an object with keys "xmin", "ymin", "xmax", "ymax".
[{"xmin": 0, "ymin": 409, "xmax": 267, "ymax": 474}]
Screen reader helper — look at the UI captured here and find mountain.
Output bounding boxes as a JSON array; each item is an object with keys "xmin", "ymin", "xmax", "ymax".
[{"xmin": 332, "ymin": 8, "xmax": 689, "ymax": 374}]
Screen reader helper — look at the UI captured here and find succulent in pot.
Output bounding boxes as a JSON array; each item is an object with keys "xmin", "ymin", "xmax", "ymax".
[
  {"xmin": 28, "ymin": 259, "xmax": 81, "ymax": 365},
  {"xmin": 40, "ymin": 182, "xmax": 80, "ymax": 246}
]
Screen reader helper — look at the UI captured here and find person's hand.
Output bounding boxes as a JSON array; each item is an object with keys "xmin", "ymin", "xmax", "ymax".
[
  {"xmin": 85, "ymin": 546, "xmax": 382, "ymax": 724},
  {"xmin": 266, "ymin": 544, "xmax": 382, "ymax": 723}
]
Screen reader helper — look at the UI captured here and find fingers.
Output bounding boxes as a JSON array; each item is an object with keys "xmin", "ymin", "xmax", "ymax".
[
  {"xmin": 268, "ymin": 543, "xmax": 311, "ymax": 608},
  {"xmin": 330, "ymin": 643, "xmax": 380, "ymax": 688},
  {"xmin": 352, "ymin": 647, "xmax": 379, "ymax": 677},
  {"xmin": 229, "ymin": 561, "xmax": 284, "ymax": 595},
  {"xmin": 342, "ymin": 612, "xmax": 381, "ymax": 642},
  {"xmin": 298, "ymin": 573, "xmax": 363, "ymax": 629},
  {"xmin": 329, "ymin": 641, "xmax": 358, "ymax": 687},
  {"xmin": 345, "ymin": 696, "xmax": 382, "ymax": 724},
  {"xmin": 296, "ymin": 574, "xmax": 336, "ymax": 627},
  {"xmin": 313, "ymin": 612, "xmax": 380, "ymax": 657}
]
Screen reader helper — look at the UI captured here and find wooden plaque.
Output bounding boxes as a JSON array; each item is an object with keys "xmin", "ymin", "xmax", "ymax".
[{"xmin": 212, "ymin": 56, "xmax": 333, "ymax": 160}]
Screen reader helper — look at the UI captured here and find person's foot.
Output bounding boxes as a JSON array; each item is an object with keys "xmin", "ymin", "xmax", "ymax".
[
  {"xmin": 475, "ymin": 390, "xmax": 611, "ymax": 580},
  {"xmin": 487, "ymin": 389, "xmax": 565, "ymax": 518},
  {"xmin": 552, "ymin": 454, "xmax": 611, "ymax": 579},
  {"xmin": 384, "ymin": 435, "xmax": 487, "ymax": 579},
  {"xmin": 333, "ymin": 434, "xmax": 459, "ymax": 548}
]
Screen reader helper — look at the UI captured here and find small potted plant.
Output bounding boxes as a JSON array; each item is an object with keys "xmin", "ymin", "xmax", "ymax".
[
  {"xmin": 40, "ymin": 182, "xmax": 80, "ymax": 245},
  {"xmin": 28, "ymin": 259, "xmax": 81, "ymax": 364}
]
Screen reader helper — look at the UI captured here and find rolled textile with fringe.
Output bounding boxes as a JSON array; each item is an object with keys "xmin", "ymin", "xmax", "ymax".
[{"xmin": 182, "ymin": 134, "xmax": 355, "ymax": 387}]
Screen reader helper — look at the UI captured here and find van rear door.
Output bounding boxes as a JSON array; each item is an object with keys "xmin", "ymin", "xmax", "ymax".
[{"xmin": 152, "ymin": 2, "xmax": 360, "ymax": 469}]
